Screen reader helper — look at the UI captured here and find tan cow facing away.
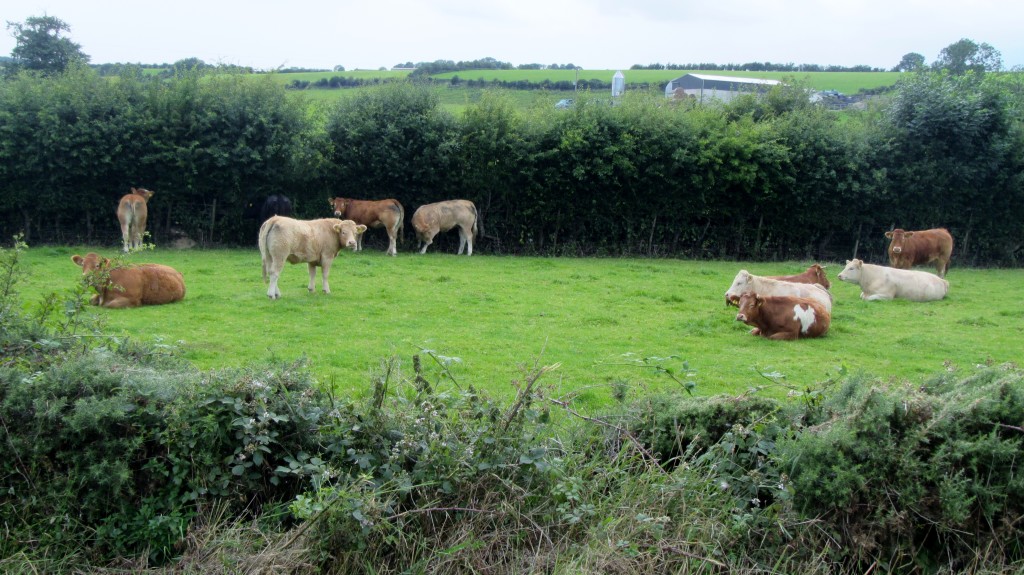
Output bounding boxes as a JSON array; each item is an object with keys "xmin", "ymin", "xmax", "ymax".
[
  {"xmin": 766, "ymin": 264, "xmax": 831, "ymax": 290},
  {"xmin": 411, "ymin": 200, "xmax": 478, "ymax": 255},
  {"xmin": 71, "ymin": 252, "xmax": 185, "ymax": 308},
  {"xmin": 258, "ymin": 216, "xmax": 367, "ymax": 299},
  {"xmin": 117, "ymin": 187, "xmax": 154, "ymax": 252},
  {"xmin": 885, "ymin": 228, "xmax": 953, "ymax": 277},
  {"xmin": 328, "ymin": 197, "xmax": 404, "ymax": 256}
]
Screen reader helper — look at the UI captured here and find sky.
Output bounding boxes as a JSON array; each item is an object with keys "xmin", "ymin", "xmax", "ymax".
[{"xmin": 3, "ymin": 0, "xmax": 1023, "ymax": 72}]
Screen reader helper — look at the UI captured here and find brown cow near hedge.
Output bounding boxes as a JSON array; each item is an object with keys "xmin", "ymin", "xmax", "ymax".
[
  {"xmin": 116, "ymin": 187, "xmax": 154, "ymax": 252},
  {"xmin": 327, "ymin": 197, "xmax": 404, "ymax": 256},
  {"xmin": 885, "ymin": 228, "xmax": 953, "ymax": 278}
]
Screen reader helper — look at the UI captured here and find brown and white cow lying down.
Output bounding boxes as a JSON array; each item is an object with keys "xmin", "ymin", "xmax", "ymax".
[
  {"xmin": 258, "ymin": 216, "xmax": 367, "ymax": 299},
  {"xmin": 885, "ymin": 228, "xmax": 953, "ymax": 278},
  {"xmin": 735, "ymin": 292, "xmax": 831, "ymax": 340},
  {"xmin": 411, "ymin": 200, "xmax": 478, "ymax": 255},
  {"xmin": 766, "ymin": 264, "xmax": 831, "ymax": 290},
  {"xmin": 837, "ymin": 259, "xmax": 949, "ymax": 302},
  {"xmin": 117, "ymin": 187, "xmax": 154, "ymax": 252},
  {"xmin": 725, "ymin": 270, "xmax": 833, "ymax": 312},
  {"xmin": 328, "ymin": 197, "xmax": 404, "ymax": 256},
  {"xmin": 71, "ymin": 252, "xmax": 185, "ymax": 308}
]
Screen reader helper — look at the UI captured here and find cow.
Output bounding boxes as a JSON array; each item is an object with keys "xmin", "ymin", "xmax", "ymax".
[
  {"xmin": 724, "ymin": 270, "xmax": 833, "ymax": 312},
  {"xmin": 735, "ymin": 292, "xmax": 831, "ymax": 340},
  {"xmin": 116, "ymin": 187, "xmax": 154, "ymax": 252},
  {"xmin": 71, "ymin": 252, "xmax": 185, "ymax": 309},
  {"xmin": 260, "ymin": 194, "xmax": 293, "ymax": 223},
  {"xmin": 411, "ymin": 200, "xmax": 479, "ymax": 255},
  {"xmin": 885, "ymin": 228, "xmax": 953, "ymax": 277},
  {"xmin": 766, "ymin": 264, "xmax": 831, "ymax": 290},
  {"xmin": 837, "ymin": 258, "xmax": 949, "ymax": 302},
  {"xmin": 328, "ymin": 197, "xmax": 404, "ymax": 256},
  {"xmin": 258, "ymin": 216, "xmax": 367, "ymax": 299}
]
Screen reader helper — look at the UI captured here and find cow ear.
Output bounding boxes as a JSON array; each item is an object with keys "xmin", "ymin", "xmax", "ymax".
[
  {"xmin": 884, "ymin": 231, "xmax": 893, "ymax": 239},
  {"xmin": 356, "ymin": 224, "xmax": 367, "ymax": 234},
  {"xmin": 332, "ymin": 223, "xmax": 341, "ymax": 233},
  {"xmin": 905, "ymin": 232, "xmax": 914, "ymax": 238},
  {"xmin": 327, "ymin": 197, "xmax": 334, "ymax": 205},
  {"xmin": 72, "ymin": 255, "xmax": 84, "ymax": 267},
  {"xmin": 756, "ymin": 295, "xmax": 764, "ymax": 307}
]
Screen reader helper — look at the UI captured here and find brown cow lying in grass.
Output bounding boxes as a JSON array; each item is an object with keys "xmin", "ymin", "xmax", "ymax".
[
  {"xmin": 766, "ymin": 263, "xmax": 831, "ymax": 290},
  {"xmin": 258, "ymin": 216, "xmax": 367, "ymax": 299},
  {"xmin": 734, "ymin": 291, "xmax": 831, "ymax": 340},
  {"xmin": 72, "ymin": 252, "xmax": 185, "ymax": 308}
]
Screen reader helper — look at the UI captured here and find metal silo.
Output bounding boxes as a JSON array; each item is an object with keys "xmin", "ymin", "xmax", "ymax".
[{"xmin": 612, "ymin": 71, "xmax": 625, "ymax": 98}]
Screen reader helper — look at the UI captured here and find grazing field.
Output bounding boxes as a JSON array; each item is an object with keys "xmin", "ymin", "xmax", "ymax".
[{"xmin": 20, "ymin": 245, "xmax": 1024, "ymax": 408}]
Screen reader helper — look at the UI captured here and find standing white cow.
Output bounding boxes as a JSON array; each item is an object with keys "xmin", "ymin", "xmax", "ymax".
[
  {"xmin": 258, "ymin": 216, "xmax": 367, "ymax": 299},
  {"xmin": 725, "ymin": 270, "xmax": 833, "ymax": 312},
  {"xmin": 837, "ymin": 259, "xmax": 949, "ymax": 302},
  {"xmin": 411, "ymin": 200, "xmax": 478, "ymax": 255}
]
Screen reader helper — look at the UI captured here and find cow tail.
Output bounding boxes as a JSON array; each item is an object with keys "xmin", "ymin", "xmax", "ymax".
[
  {"xmin": 258, "ymin": 221, "xmax": 275, "ymax": 283},
  {"xmin": 473, "ymin": 204, "xmax": 481, "ymax": 238},
  {"xmin": 397, "ymin": 202, "xmax": 405, "ymax": 245}
]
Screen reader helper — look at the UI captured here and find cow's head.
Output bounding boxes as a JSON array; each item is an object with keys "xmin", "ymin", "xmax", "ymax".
[
  {"xmin": 71, "ymin": 252, "xmax": 110, "ymax": 274},
  {"xmin": 131, "ymin": 187, "xmax": 154, "ymax": 202},
  {"xmin": 735, "ymin": 292, "xmax": 762, "ymax": 324},
  {"xmin": 329, "ymin": 197, "xmax": 349, "ymax": 217},
  {"xmin": 837, "ymin": 259, "xmax": 863, "ymax": 283},
  {"xmin": 725, "ymin": 269, "xmax": 752, "ymax": 306},
  {"xmin": 333, "ymin": 220, "xmax": 367, "ymax": 249},
  {"xmin": 811, "ymin": 264, "xmax": 831, "ymax": 289},
  {"xmin": 885, "ymin": 229, "xmax": 914, "ymax": 254}
]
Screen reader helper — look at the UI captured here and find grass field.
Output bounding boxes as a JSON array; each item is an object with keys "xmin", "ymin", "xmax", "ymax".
[{"xmin": 18, "ymin": 245, "xmax": 1023, "ymax": 409}]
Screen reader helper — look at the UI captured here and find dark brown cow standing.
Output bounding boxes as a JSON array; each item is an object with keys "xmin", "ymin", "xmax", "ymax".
[
  {"xmin": 765, "ymin": 264, "xmax": 831, "ymax": 290},
  {"xmin": 117, "ymin": 187, "xmax": 154, "ymax": 252},
  {"xmin": 885, "ymin": 228, "xmax": 953, "ymax": 277},
  {"xmin": 734, "ymin": 291, "xmax": 830, "ymax": 340},
  {"xmin": 71, "ymin": 252, "xmax": 185, "ymax": 308},
  {"xmin": 328, "ymin": 197, "xmax": 404, "ymax": 256}
]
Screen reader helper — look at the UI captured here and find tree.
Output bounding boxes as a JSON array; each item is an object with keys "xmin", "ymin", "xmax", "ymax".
[
  {"xmin": 933, "ymin": 38, "xmax": 1002, "ymax": 75},
  {"xmin": 4, "ymin": 15, "xmax": 89, "ymax": 75},
  {"xmin": 893, "ymin": 52, "xmax": 925, "ymax": 72}
]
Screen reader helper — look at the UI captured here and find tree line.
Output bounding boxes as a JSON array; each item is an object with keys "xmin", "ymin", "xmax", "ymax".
[{"xmin": 1, "ymin": 63, "xmax": 1022, "ymax": 265}]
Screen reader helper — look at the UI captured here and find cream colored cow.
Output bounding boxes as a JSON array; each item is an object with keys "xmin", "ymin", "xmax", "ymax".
[
  {"xmin": 258, "ymin": 216, "xmax": 366, "ymax": 299},
  {"xmin": 411, "ymin": 200, "xmax": 478, "ymax": 255},
  {"xmin": 837, "ymin": 259, "xmax": 949, "ymax": 302},
  {"xmin": 725, "ymin": 270, "xmax": 833, "ymax": 312}
]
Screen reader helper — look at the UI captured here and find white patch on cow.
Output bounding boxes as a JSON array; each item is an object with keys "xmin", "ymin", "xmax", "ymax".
[{"xmin": 792, "ymin": 304, "xmax": 817, "ymax": 334}]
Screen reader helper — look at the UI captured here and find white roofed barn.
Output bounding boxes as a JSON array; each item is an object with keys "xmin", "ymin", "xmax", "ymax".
[{"xmin": 665, "ymin": 73, "xmax": 781, "ymax": 103}]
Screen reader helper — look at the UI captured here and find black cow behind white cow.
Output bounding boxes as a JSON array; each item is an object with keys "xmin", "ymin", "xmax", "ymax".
[{"xmin": 244, "ymin": 194, "xmax": 294, "ymax": 244}]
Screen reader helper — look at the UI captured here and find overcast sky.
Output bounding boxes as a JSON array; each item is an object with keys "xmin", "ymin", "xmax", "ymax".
[{"xmin": 4, "ymin": 0, "xmax": 1022, "ymax": 71}]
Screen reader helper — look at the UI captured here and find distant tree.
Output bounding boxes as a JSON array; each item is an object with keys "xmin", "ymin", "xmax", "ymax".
[
  {"xmin": 333, "ymin": 65, "xmax": 345, "ymax": 72},
  {"xmin": 4, "ymin": 15, "xmax": 89, "ymax": 75},
  {"xmin": 933, "ymin": 38, "xmax": 1002, "ymax": 75},
  {"xmin": 894, "ymin": 52, "xmax": 926, "ymax": 72}
]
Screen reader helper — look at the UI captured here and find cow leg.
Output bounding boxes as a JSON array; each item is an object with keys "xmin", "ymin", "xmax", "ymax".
[
  {"xmin": 121, "ymin": 222, "xmax": 132, "ymax": 252},
  {"xmin": 386, "ymin": 229, "xmax": 397, "ymax": 256},
  {"xmin": 307, "ymin": 263, "xmax": 319, "ymax": 293},
  {"xmin": 266, "ymin": 266, "xmax": 282, "ymax": 299},
  {"xmin": 320, "ymin": 259, "xmax": 333, "ymax": 294},
  {"xmin": 418, "ymin": 235, "xmax": 433, "ymax": 254},
  {"xmin": 466, "ymin": 227, "xmax": 473, "ymax": 256},
  {"xmin": 861, "ymin": 292, "xmax": 893, "ymax": 301}
]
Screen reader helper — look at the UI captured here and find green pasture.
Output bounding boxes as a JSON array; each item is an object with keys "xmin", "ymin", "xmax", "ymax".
[
  {"xmin": 19, "ymin": 245, "xmax": 1023, "ymax": 408},
  {"xmin": 273, "ymin": 68, "xmax": 904, "ymax": 94}
]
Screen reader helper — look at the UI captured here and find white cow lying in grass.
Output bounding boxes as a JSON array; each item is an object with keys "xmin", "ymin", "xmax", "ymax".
[
  {"xmin": 725, "ymin": 270, "xmax": 833, "ymax": 312},
  {"xmin": 837, "ymin": 259, "xmax": 949, "ymax": 302},
  {"xmin": 258, "ymin": 216, "xmax": 366, "ymax": 299}
]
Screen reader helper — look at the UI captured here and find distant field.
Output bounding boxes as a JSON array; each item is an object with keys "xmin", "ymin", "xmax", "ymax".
[
  {"xmin": 270, "ymin": 68, "xmax": 904, "ymax": 94},
  {"xmin": 21, "ymin": 247, "xmax": 1024, "ymax": 409}
]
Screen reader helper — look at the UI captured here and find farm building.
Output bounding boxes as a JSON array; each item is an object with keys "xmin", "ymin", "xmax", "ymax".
[{"xmin": 664, "ymin": 73, "xmax": 781, "ymax": 103}]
